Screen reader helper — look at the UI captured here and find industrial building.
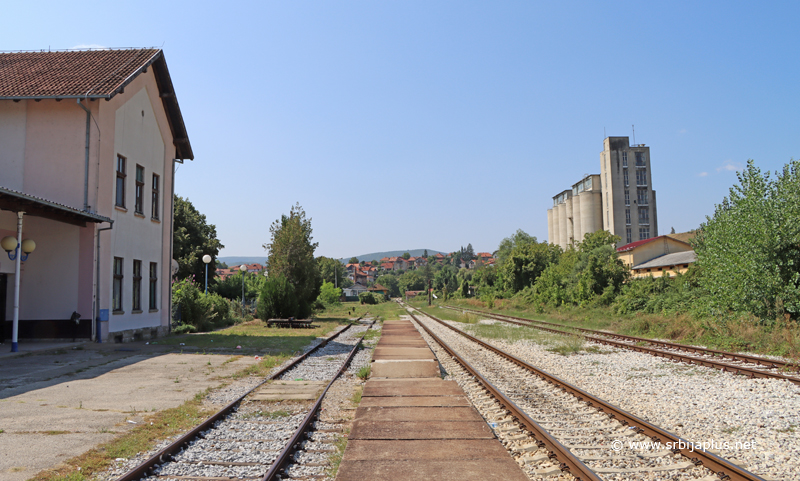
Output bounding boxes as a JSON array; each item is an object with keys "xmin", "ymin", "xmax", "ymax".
[{"xmin": 548, "ymin": 136, "xmax": 658, "ymax": 249}]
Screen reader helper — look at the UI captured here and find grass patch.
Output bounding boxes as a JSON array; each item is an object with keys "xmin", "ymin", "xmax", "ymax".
[
  {"xmin": 356, "ymin": 365, "xmax": 371, "ymax": 380},
  {"xmin": 442, "ymin": 300, "xmax": 800, "ymax": 359},
  {"xmin": 30, "ymin": 397, "xmax": 214, "ymax": 481},
  {"xmin": 229, "ymin": 354, "xmax": 291, "ymax": 379},
  {"xmin": 351, "ymin": 385, "xmax": 363, "ymax": 405},
  {"xmin": 327, "ymin": 432, "xmax": 349, "ymax": 478},
  {"xmin": 460, "ymin": 322, "xmax": 587, "ymax": 355},
  {"xmin": 417, "ymin": 306, "xmax": 478, "ymax": 324},
  {"xmin": 361, "ymin": 329, "xmax": 381, "ymax": 341},
  {"xmin": 158, "ymin": 319, "xmax": 343, "ymax": 354},
  {"xmin": 241, "ymin": 409, "xmax": 290, "ymax": 420},
  {"xmin": 317, "ymin": 301, "xmax": 405, "ymax": 323}
]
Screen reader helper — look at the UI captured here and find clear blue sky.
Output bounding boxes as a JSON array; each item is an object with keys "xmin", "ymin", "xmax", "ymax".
[{"xmin": 5, "ymin": 1, "xmax": 799, "ymax": 258}]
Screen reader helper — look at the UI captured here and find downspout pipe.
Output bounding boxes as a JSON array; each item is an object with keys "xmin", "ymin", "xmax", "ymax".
[
  {"xmin": 94, "ymin": 221, "xmax": 114, "ymax": 342},
  {"xmin": 168, "ymin": 158, "xmax": 183, "ymax": 334},
  {"xmin": 77, "ymin": 99, "xmax": 91, "ymax": 211}
]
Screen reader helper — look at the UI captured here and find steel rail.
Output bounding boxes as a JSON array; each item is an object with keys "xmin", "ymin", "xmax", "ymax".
[
  {"xmin": 262, "ymin": 321, "xmax": 372, "ymax": 481},
  {"xmin": 406, "ymin": 311, "xmax": 602, "ymax": 481},
  {"xmin": 441, "ymin": 305, "xmax": 800, "ymax": 385},
  {"xmin": 411, "ymin": 306, "xmax": 766, "ymax": 481},
  {"xmin": 115, "ymin": 323, "xmax": 355, "ymax": 481}
]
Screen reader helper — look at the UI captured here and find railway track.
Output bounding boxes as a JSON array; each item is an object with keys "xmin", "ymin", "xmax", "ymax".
[
  {"xmin": 440, "ymin": 305, "xmax": 800, "ymax": 385},
  {"xmin": 115, "ymin": 321, "xmax": 375, "ymax": 481},
  {"xmin": 404, "ymin": 303, "xmax": 766, "ymax": 481}
]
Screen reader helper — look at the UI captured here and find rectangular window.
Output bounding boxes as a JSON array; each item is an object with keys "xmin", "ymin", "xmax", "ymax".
[
  {"xmin": 132, "ymin": 260, "xmax": 142, "ymax": 311},
  {"xmin": 151, "ymin": 174, "xmax": 160, "ymax": 220},
  {"xmin": 626, "ymin": 227, "xmax": 632, "ymax": 244},
  {"xmin": 623, "ymin": 169, "xmax": 629, "ymax": 187},
  {"xmin": 585, "ymin": 178, "xmax": 592, "ymax": 190},
  {"xmin": 624, "ymin": 190, "xmax": 630, "ymax": 206},
  {"xmin": 113, "ymin": 257, "xmax": 123, "ymax": 312},
  {"xmin": 638, "ymin": 207, "xmax": 650, "ymax": 225},
  {"xmin": 639, "ymin": 227, "xmax": 650, "ymax": 240},
  {"xmin": 635, "ymin": 152, "xmax": 645, "ymax": 166},
  {"xmin": 637, "ymin": 188, "xmax": 649, "ymax": 205},
  {"xmin": 636, "ymin": 168, "xmax": 647, "ymax": 186},
  {"xmin": 135, "ymin": 165, "xmax": 144, "ymax": 214},
  {"xmin": 622, "ymin": 152, "xmax": 628, "ymax": 167},
  {"xmin": 625, "ymin": 208, "xmax": 631, "ymax": 225},
  {"xmin": 149, "ymin": 262, "xmax": 158, "ymax": 310},
  {"xmin": 115, "ymin": 156, "xmax": 126, "ymax": 208}
]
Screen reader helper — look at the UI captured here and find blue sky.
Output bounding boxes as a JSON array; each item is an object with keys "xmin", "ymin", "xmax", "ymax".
[{"xmin": 5, "ymin": 1, "xmax": 799, "ymax": 258}]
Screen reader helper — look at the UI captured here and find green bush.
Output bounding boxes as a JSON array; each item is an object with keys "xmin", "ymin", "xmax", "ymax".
[
  {"xmin": 172, "ymin": 323, "xmax": 197, "ymax": 335},
  {"xmin": 258, "ymin": 274, "xmax": 299, "ymax": 320},
  {"xmin": 359, "ymin": 292, "xmax": 378, "ymax": 305},
  {"xmin": 317, "ymin": 281, "xmax": 342, "ymax": 306},
  {"xmin": 172, "ymin": 278, "xmax": 235, "ymax": 332}
]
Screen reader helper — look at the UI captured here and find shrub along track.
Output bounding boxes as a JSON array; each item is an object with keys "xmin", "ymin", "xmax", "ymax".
[
  {"xmin": 115, "ymin": 321, "xmax": 373, "ymax": 481},
  {"xmin": 404, "ymin": 303, "xmax": 766, "ymax": 481},
  {"xmin": 440, "ymin": 305, "xmax": 800, "ymax": 386}
]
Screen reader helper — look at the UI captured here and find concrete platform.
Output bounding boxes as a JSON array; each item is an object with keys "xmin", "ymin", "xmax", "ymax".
[
  {"xmin": 355, "ymin": 406, "xmax": 483, "ymax": 422},
  {"xmin": 363, "ymin": 379, "xmax": 464, "ymax": 397},
  {"xmin": 370, "ymin": 360, "xmax": 440, "ymax": 378},
  {"xmin": 359, "ymin": 396, "xmax": 472, "ymax": 407},
  {"xmin": 336, "ymin": 459, "xmax": 530, "ymax": 481},
  {"xmin": 350, "ymin": 420, "xmax": 494, "ymax": 439},
  {"xmin": 337, "ymin": 316, "xmax": 527, "ymax": 481},
  {"xmin": 372, "ymin": 347, "xmax": 435, "ymax": 360}
]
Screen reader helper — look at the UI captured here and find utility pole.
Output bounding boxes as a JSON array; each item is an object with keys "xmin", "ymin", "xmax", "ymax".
[{"xmin": 428, "ymin": 280, "xmax": 432, "ymax": 306}]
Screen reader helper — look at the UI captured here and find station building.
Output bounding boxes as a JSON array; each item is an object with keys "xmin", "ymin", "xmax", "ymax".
[
  {"xmin": 0, "ymin": 48, "xmax": 192, "ymax": 345},
  {"xmin": 548, "ymin": 136, "xmax": 658, "ymax": 249}
]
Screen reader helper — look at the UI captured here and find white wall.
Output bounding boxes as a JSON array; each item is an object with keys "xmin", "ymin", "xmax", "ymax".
[{"xmin": 107, "ymin": 86, "xmax": 167, "ymax": 332}]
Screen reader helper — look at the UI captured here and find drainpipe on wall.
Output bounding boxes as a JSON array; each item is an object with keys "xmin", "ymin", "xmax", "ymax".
[
  {"xmin": 77, "ymin": 99, "xmax": 92, "ymax": 211},
  {"xmin": 94, "ymin": 221, "xmax": 114, "ymax": 342},
  {"xmin": 168, "ymin": 158, "xmax": 183, "ymax": 334}
]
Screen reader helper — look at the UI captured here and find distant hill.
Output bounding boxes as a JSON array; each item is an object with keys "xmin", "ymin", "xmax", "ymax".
[
  {"xmin": 339, "ymin": 249, "xmax": 446, "ymax": 264},
  {"xmin": 218, "ymin": 256, "xmax": 267, "ymax": 267}
]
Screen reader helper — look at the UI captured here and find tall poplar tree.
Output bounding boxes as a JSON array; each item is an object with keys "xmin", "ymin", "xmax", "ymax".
[{"xmin": 263, "ymin": 203, "xmax": 322, "ymax": 318}]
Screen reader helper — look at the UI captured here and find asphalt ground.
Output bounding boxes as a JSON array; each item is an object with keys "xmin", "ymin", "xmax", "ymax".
[{"xmin": 0, "ymin": 339, "xmax": 261, "ymax": 481}]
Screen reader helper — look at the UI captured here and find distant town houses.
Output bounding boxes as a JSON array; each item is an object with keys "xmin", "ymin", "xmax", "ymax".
[{"xmin": 216, "ymin": 263, "xmax": 265, "ymax": 280}]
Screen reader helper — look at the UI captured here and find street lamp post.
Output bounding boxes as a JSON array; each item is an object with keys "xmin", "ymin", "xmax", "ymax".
[
  {"xmin": 239, "ymin": 264, "xmax": 247, "ymax": 312},
  {"xmin": 202, "ymin": 255, "xmax": 212, "ymax": 294},
  {"xmin": 1, "ymin": 212, "xmax": 36, "ymax": 352}
]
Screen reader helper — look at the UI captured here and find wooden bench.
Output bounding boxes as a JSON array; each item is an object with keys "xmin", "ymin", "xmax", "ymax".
[{"xmin": 266, "ymin": 318, "xmax": 319, "ymax": 329}]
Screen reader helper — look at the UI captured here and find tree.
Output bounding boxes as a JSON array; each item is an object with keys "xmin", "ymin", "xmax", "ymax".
[
  {"xmin": 317, "ymin": 281, "xmax": 342, "ymax": 306},
  {"xmin": 694, "ymin": 159, "xmax": 800, "ymax": 321},
  {"xmin": 371, "ymin": 260, "xmax": 379, "ymax": 266},
  {"xmin": 348, "ymin": 257, "xmax": 359, "ymax": 264},
  {"xmin": 423, "ymin": 249, "xmax": 428, "ymax": 257},
  {"xmin": 317, "ymin": 256, "xmax": 351, "ymax": 288},
  {"xmin": 462, "ymin": 244, "xmax": 475, "ymax": 262},
  {"xmin": 398, "ymin": 271, "xmax": 424, "ymax": 294},
  {"xmin": 402, "ymin": 252, "xmax": 410, "ymax": 260},
  {"xmin": 258, "ymin": 274, "xmax": 297, "ymax": 320},
  {"xmin": 376, "ymin": 274, "xmax": 400, "ymax": 297},
  {"xmin": 173, "ymin": 196, "xmax": 224, "ymax": 282},
  {"xmin": 498, "ymin": 241, "xmax": 561, "ymax": 293},
  {"xmin": 496, "ymin": 230, "xmax": 536, "ymax": 266},
  {"xmin": 216, "ymin": 260, "xmax": 229, "ymax": 269},
  {"xmin": 263, "ymin": 203, "xmax": 322, "ymax": 318}
]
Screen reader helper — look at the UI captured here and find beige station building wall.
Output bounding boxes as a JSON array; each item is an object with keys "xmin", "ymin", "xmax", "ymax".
[{"xmin": 547, "ymin": 137, "xmax": 658, "ymax": 250}]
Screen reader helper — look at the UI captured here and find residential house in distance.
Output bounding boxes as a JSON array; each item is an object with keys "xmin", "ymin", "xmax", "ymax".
[
  {"xmin": 368, "ymin": 284, "xmax": 389, "ymax": 299},
  {"xmin": 0, "ymin": 48, "xmax": 192, "ymax": 345}
]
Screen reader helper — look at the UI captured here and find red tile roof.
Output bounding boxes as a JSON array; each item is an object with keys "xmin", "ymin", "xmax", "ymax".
[
  {"xmin": 381, "ymin": 263, "xmax": 393, "ymax": 269},
  {"xmin": 616, "ymin": 235, "xmax": 666, "ymax": 252},
  {"xmin": 0, "ymin": 48, "xmax": 193, "ymax": 159},
  {"xmin": 0, "ymin": 48, "xmax": 160, "ymax": 98}
]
